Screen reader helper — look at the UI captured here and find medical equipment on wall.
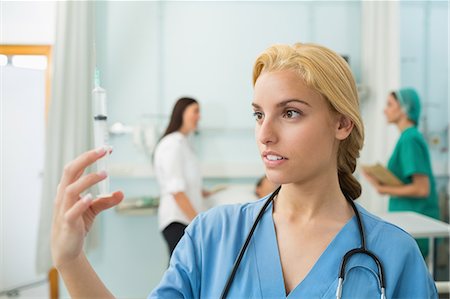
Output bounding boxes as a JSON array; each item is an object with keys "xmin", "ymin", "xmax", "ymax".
[
  {"xmin": 92, "ymin": 69, "xmax": 110, "ymax": 197},
  {"xmin": 221, "ymin": 186, "xmax": 386, "ymax": 299}
]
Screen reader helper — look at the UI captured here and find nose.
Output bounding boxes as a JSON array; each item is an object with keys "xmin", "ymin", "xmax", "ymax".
[{"xmin": 257, "ymin": 117, "xmax": 277, "ymax": 145}]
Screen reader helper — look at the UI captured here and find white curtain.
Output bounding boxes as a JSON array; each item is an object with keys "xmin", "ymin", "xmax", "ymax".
[
  {"xmin": 36, "ymin": 2, "xmax": 96, "ymax": 274},
  {"xmin": 358, "ymin": 1, "xmax": 401, "ymax": 213}
]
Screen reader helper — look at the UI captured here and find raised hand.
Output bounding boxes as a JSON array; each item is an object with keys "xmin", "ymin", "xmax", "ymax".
[{"xmin": 51, "ymin": 147, "xmax": 124, "ymax": 269}]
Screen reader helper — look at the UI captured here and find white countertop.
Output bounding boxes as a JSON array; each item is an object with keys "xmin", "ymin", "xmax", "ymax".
[{"xmin": 377, "ymin": 211, "xmax": 450, "ymax": 238}]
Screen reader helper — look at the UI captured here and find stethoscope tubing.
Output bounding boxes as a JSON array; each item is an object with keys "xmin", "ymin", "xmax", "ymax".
[
  {"xmin": 220, "ymin": 186, "xmax": 279, "ymax": 299},
  {"xmin": 221, "ymin": 186, "xmax": 387, "ymax": 299}
]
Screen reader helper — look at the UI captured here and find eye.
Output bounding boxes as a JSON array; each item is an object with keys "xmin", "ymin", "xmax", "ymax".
[
  {"xmin": 253, "ymin": 111, "xmax": 264, "ymax": 122},
  {"xmin": 283, "ymin": 109, "xmax": 301, "ymax": 119}
]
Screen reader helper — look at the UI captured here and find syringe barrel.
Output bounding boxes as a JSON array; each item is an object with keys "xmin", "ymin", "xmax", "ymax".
[
  {"xmin": 92, "ymin": 86, "xmax": 107, "ymax": 117},
  {"xmin": 92, "ymin": 86, "xmax": 110, "ymax": 197}
]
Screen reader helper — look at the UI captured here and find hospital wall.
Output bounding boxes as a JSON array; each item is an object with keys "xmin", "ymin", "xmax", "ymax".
[{"xmin": 400, "ymin": 1, "xmax": 448, "ymax": 171}]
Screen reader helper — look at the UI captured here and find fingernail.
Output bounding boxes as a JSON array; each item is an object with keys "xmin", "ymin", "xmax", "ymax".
[
  {"xmin": 97, "ymin": 170, "xmax": 108, "ymax": 178},
  {"xmin": 81, "ymin": 193, "xmax": 93, "ymax": 203},
  {"xmin": 108, "ymin": 145, "xmax": 113, "ymax": 154},
  {"xmin": 95, "ymin": 146, "xmax": 107, "ymax": 154}
]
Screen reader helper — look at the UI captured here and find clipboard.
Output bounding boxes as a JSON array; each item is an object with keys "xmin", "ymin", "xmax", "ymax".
[{"xmin": 361, "ymin": 163, "xmax": 404, "ymax": 186}]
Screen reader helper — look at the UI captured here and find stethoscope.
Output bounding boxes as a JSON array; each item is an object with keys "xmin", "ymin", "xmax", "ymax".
[{"xmin": 220, "ymin": 186, "xmax": 387, "ymax": 299}]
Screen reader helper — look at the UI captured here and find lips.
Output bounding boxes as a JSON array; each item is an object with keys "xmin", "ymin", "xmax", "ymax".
[
  {"xmin": 262, "ymin": 151, "xmax": 287, "ymax": 159},
  {"xmin": 262, "ymin": 151, "xmax": 287, "ymax": 167}
]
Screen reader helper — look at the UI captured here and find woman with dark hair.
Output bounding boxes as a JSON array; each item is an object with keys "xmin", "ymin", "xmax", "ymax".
[{"xmin": 153, "ymin": 97, "xmax": 205, "ymax": 257}]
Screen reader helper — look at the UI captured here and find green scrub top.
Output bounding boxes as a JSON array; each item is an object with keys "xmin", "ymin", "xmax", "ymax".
[{"xmin": 387, "ymin": 126, "xmax": 439, "ymax": 257}]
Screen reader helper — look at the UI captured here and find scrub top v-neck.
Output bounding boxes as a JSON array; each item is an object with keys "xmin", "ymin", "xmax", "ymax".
[
  {"xmin": 252, "ymin": 202, "xmax": 358, "ymax": 298},
  {"xmin": 149, "ymin": 198, "xmax": 437, "ymax": 299}
]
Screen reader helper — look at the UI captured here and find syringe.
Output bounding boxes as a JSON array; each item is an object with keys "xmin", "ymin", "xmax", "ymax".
[{"xmin": 92, "ymin": 70, "xmax": 110, "ymax": 198}]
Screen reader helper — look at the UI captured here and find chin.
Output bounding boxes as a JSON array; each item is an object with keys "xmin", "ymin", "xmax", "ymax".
[{"xmin": 265, "ymin": 171, "xmax": 288, "ymax": 186}]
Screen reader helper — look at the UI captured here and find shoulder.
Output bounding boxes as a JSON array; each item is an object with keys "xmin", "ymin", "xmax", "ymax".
[
  {"xmin": 397, "ymin": 128, "xmax": 430, "ymax": 158},
  {"xmin": 155, "ymin": 132, "xmax": 186, "ymax": 152},
  {"xmin": 357, "ymin": 206, "xmax": 438, "ymax": 296},
  {"xmin": 357, "ymin": 205, "xmax": 423, "ymax": 258},
  {"xmin": 194, "ymin": 198, "xmax": 266, "ymax": 226},
  {"xmin": 186, "ymin": 198, "xmax": 267, "ymax": 238},
  {"xmin": 399, "ymin": 127, "xmax": 426, "ymax": 145},
  {"xmin": 160, "ymin": 132, "xmax": 185, "ymax": 145}
]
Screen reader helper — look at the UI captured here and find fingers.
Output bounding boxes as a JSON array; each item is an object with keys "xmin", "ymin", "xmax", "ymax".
[
  {"xmin": 89, "ymin": 191, "xmax": 124, "ymax": 215},
  {"xmin": 64, "ymin": 191, "xmax": 123, "ymax": 224},
  {"xmin": 72, "ymin": 148, "xmax": 112, "ymax": 182},
  {"xmin": 362, "ymin": 171, "xmax": 375, "ymax": 182},
  {"xmin": 64, "ymin": 193, "xmax": 94, "ymax": 223},
  {"xmin": 55, "ymin": 146, "xmax": 111, "ymax": 212},
  {"xmin": 365, "ymin": 175, "xmax": 379, "ymax": 188},
  {"xmin": 62, "ymin": 171, "xmax": 108, "ymax": 211},
  {"xmin": 59, "ymin": 146, "xmax": 110, "ymax": 193}
]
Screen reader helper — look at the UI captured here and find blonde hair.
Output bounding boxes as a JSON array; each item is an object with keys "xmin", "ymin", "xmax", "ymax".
[{"xmin": 253, "ymin": 43, "xmax": 364, "ymax": 199}]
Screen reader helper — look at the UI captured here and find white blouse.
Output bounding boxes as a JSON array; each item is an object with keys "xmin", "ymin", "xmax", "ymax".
[{"xmin": 154, "ymin": 132, "xmax": 203, "ymax": 231}]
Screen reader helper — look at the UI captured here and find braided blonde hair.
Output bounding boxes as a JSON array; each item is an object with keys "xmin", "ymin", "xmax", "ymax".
[{"xmin": 253, "ymin": 43, "xmax": 364, "ymax": 199}]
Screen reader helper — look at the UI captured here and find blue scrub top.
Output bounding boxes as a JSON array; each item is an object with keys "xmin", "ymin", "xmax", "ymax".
[{"xmin": 149, "ymin": 197, "xmax": 437, "ymax": 298}]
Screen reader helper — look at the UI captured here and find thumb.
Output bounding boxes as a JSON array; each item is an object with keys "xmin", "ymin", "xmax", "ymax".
[
  {"xmin": 64, "ymin": 193, "xmax": 94, "ymax": 223},
  {"xmin": 90, "ymin": 191, "xmax": 124, "ymax": 215}
]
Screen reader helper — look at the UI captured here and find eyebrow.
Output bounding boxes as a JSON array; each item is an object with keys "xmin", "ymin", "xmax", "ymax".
[{"xmin": 252, "ymin": 99, "xmax": 311, "ymax": 109}]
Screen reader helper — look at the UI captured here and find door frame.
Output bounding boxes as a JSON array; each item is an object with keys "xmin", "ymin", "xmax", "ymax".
[
  {"xmin": 0, "ymin": 44, "xmax": 57, "ymax": 298},
  {"xmin": 0, "ymin": 45, "xmax": 52, "ymax": 120}
]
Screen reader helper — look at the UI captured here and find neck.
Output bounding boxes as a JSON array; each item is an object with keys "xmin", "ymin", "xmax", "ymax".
[
  {"xmin": 273, "ymin": 171, "xmax": 351, "ymax": 222},
  {"xmin": 178, "ymin": 127, "xmax": 191, "ymax": 135},
  {"xmin": 396, "ymin": 118, "xmax": 414, "ymax": 132}
]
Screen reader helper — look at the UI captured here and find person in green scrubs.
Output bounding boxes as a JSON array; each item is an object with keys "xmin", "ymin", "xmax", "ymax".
[{"xmin": 363, "ymin": 88, "xmax": 440, "ymax": 258}]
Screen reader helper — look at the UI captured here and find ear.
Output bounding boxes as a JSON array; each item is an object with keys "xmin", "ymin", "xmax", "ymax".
[{"xmin": 335, "ymin": 115, "xmax": 354, "ymax": 140}]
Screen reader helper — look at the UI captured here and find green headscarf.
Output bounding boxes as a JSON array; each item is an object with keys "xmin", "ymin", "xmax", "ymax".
[{"xmin": 394, "ymin": 88, "xmax": 421, "ymax": 126}]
